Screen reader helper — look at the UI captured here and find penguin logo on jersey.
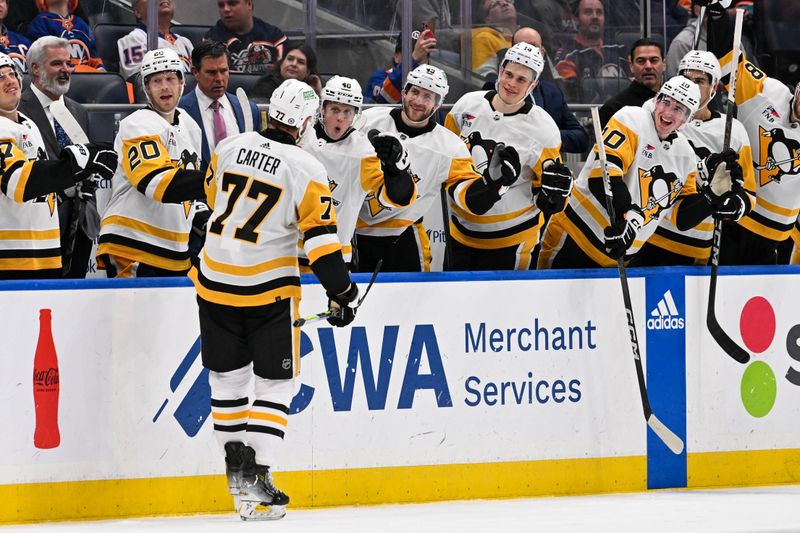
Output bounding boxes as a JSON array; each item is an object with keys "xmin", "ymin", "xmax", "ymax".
[
  {"xmin": 326, "ymin": 178, "xmax": 341, "ymax": 206},
  {"xmin": 465, "ymin": 131, "xmax": 496, "ymax": 173},
  {"xmin": 177, "ymin": 149, "xmax": 199, "ymax": 171},
  {"xmin": 639, "ymin": 165, "xmax": 682, "ymax": 224},
  {"xmin": 757, "ymin": 126, "xmax": 800, "ymax": 185},
  {"xmin": 366, "ymin": 174, "xmax": 420, "ymax": 217}
]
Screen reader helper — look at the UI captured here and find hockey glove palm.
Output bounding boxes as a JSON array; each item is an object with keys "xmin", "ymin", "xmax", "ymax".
[
  {"xmin": 603, "ymin": 206, "xmax": 645, "ymax": 259},
  {"xmin": 536, "ymin": 161, "xmax": 574, "ymax": 215},
  {"xmin": 700, "ymin": 148, "xmax": 738, "ymax": 195},
  {"xmin": 482, "ymin": 142, "xmax": 521, "ymax": 188},
  {"xmin": 368, "ymin": 130, "xmax": 409, "ymax": 175},
  {"xmin": 327, "ymin": 282, "xmax": 359, "ymax": 327},
  {"xmin": 63, "ymin": 143, "xmax": 117, "ymax": 181}
]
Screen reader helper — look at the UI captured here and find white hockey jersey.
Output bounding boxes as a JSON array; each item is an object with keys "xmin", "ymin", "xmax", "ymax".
[
  {"xmin": 98, "ymin": 108, "xmax": 202, "ymax": 272},
  {"xmin": 444, "ymin": 90, "xmax": 563, "ymax": 250},
  {"xmin": 0, "ymin": 113, "xmax": 58, "ymax": 273},
  {"xmin": 718, "ymin": 56, "xmax": 800, "ymax": 242},
  {"xmin": 648, "ymin": 108, "xmax": 756, "ymax": 262},
  {"xmin": 356, "ymin": 107, "xmax": 480, "ymax": 237},
  {"xmin": 540, "ymin": 106, "xmax": 698, "ymax": 267},
  {"xmin": 190, "ymin": 129, "xmax": 342, "ymax": 307},
  {"xmin": 117, "ymin": 26, "xmax": 193, "ymax": 80},
  {"xmin": 300, "ymin": 124, "xmax": 408, "ymax": 263}
]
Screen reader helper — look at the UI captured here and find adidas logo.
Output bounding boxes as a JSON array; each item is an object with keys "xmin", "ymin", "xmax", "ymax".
[{"xmin": 647, "ymin": 290, "xmax": 685, "ymax": 330}]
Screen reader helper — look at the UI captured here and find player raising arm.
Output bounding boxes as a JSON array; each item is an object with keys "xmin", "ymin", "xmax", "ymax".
[
  {"xmin": 190, "ymin": 79, "xmax": 358, "ymax": 522},
  {"xmin": 0, "ymin": 52, "xmax": 116, "ymax": 279}
]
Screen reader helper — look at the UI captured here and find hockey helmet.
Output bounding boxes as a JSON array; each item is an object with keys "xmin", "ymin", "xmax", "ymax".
[
  {"xmin": 141, "ymin": 48, "xmax": 185, "ymax": 82},
  {"xmin": 657, "ymin": 75, "xmax": 701, "ymax": 119},
  {"xmin": 678, "ymin": 50, "xmax": 721, "ymax": 103},
  {"xmin": 501, "ymin": 42, "xmax": 544, "ymax": 81},
  {"xmin": 404, "ymin": 64, "xmax": 449, "ymax": 103},
  {"xmin": 269, "ymin": 78, "xmax": 320, "ymax": 129},
  {"xmin": 321, "ymin": 76, "xmax": 363, "ymax": 110},
  {"xmin": 0, "ymin": 52, "xmax": 21, "ymax": 84}
]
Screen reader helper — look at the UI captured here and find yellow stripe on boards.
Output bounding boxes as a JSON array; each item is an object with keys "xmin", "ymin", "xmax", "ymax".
[
  {"xmin": 688, "ymin": 449, "xmax": 800, "ymax": 488},
  {"xmin": 0, "ymin": 456, "xmax": 646, "ymax": 524}
]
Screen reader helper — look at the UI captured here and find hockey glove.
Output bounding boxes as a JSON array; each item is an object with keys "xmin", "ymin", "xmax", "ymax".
[
  {"xmin": 692, "ymin": 0, "xmax": 726, "ymax": 18},
  {"xmin": 603, "ymin": 206, "xmax": 645, "ymax": 259},
  {"xmin": 326, "ymin": 282, "xmax": 359, "ymax": 327},
  {"xmin": 483, "ymin": 142, "xmax": 521, "ymax": 188},
  {"xmin": 62, "ymin": 143, "xmax": 117, "ymax": 181},
  {"xmin": 368, "ymin": 130, "xmax": 410, "ymax": 175},
  {"xmin": 712, "ymin": 189, "xmax": 748, "ymax": 221},
  {"xmin": 701, "ymin": 150, "xmax": 744, "ymax": 204},
  {"xmin": 537, "ymin": 161, "xmax": 574, "ymax": 215},
  {"xmin": 192, "ymin": 202, "xmax": 212, "ymax": 239}
]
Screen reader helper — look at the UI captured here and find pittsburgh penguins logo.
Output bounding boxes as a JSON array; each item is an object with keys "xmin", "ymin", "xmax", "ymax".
[
  {"xmin": 327, "ymin": 177, "xmax": 338, "ymax": 193},
  {"xmin": 465, "ymin": 131, "xmax": 497, "ymax": 174},
  {"xmin": 367, "ymin": 174, "xmax": 420, "ymax": 216},
  {"xmin": 639, "ymin": 165, "xmax": 682, "ymax": 224},
  {"xmin": 757, "ymin": 126, "xmax": 800, "ymax": 185},
  {"xmin": 178, "ymin": 149, "xmax": 199, "ymax": 170}
]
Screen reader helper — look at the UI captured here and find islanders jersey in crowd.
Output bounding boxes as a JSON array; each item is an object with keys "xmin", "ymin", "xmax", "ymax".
[
  {"xmin": 206, "ymin": 18, "xmax": 286, "ymax": 74},
  {"xmin": 191, "ymin": 129, "xmax": 342, "ymax": 307},
  {"xmin": 539, "ymin": 106, "xmax": 698, "ymax": 267},
  {"xmin": 117, "ymin": 23, "xmax": 193, "ymax": 80},
  {"xmin": 98, "ymin": 108, "xmax": 202, "ymax": 273},
  {"xmin": 27, "ymin": 12, "xmax": 104, "ymax": 70},
  {"xmin": 0, "ymin": 25, "xmax": 31, "ymax": 73}
]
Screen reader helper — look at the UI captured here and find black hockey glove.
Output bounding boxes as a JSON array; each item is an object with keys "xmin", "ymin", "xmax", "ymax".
[
  {"xmin": 62, "ymin": 142, "xmax": 117, "ymax": 181},
  {"xmin": 368, "ymin": 130, "xmax": 409, "ymax": 176},
  {"xmin": 326, "ymin": 282, "xmax": 359, "ymax": 327},
  {"xmin": 700, "ymin": 149, "xmax": 743, "ymax": 204},
  {"xmin": 712, "ymin": 189, "xmax": 748, "ymax": 221},
  {"xmin": 192, "ymin": 202, "xmax": 212, "ymax": 239},
  {"xmin": 536, "ymin": 161, "xmax": 574, "ymax": 215},
  {"xmin": 692, "ymin": 0, "xmax": 726, "ymax": 18},
  {"xmin": 603, "ymin": 205, "xmax": 645, "ymax": 259},
  {"xmin": 482, "ymin": 142, "xmax": 520, "ymax": 188}
]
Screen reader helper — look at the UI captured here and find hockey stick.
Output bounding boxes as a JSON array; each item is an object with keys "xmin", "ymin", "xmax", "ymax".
[
  {"xmin": 293, "ymin": 259, "xmax": 383, "ymax": 327},
  {"xmin": 50, "ymin": 99, "xmax": 90, "ymax": 276},
  {"xmin": 590, "ymin": 106, "xmax": 684, "ymax": 455},
  {"xmin": 235, "ymin": 88, "xmax": 254, "ymax": 132},
  {"xmin": 754, "ymin": 155, "xmax": 800, "ymax": 171},
  {"xmin": 693, "ymin": 6, "xmax": 706, "ymax": 49},
  {"xmin": 707, "ymin": 8, "xmax": 750, "ymax": 365}
]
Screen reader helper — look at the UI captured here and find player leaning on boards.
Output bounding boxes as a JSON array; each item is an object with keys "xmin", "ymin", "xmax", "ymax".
[
  {"xmin": 0, "ymin": 52, "xmax": 116, "ymax": 279},
  {"xmin": 538, "ymin": 75, "xmax": 744, "ymax": 268},
  {"xmin": 98, "ymin": 48, "xmax": 206, "ymax": 278},
  {"xmin": 299, "ymin": 75, "xmax": 416, "ymax": 271},
  {"xmin": 444, "ymin": 42, "xmax": 573, "ymax": 270},
  {"xmin": 703, "ymin": 0, "xmax": 800, "ymax": 264},
  {"xmin": 633, "ymin": 50, "xmax": 755, "ymax": 266},
  {"xmin": 354, "ymin": 64, "xmax": 482, "ymax": 273},
  {"xmin": 190, "ymin": 79, "xmax": 359, "ymax": 521}
]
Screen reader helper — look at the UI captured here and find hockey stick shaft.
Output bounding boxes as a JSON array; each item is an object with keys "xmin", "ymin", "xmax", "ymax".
[
  {"xmin": 293, "ymin": 259, "xmax": 383, "ymax": 328},
  {"xmin": 590, "ymin": 106, "xmax": 684, "ymax": 455},
  {"xmin": 707, "ymin": 8, "xmax": 750, "ymax": 365},
  {"xmin": 236, "ymin": 88, "xmax": 254, "ymax": 132},
  {"xmin": 693, "ymin": 6, "xmax": 706, "ymax": 49}
]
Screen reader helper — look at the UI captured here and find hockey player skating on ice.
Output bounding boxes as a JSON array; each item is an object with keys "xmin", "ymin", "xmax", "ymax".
[
  {"xmin": 0, "ymin": 52, "xmax": 116, "ymax": 279},
  {"xmin": 98, "ymin": 48, "xmax": 206, "ymax": 277},
  {"xmin": 354, "ymin": 64, "xmax": 482, "ymax": 272},
  {"xmin": 634, "ymin": 50, "xmax": 756, "ymax": 266},
  {"xmin": 538, "ymin": 75, "xmax": 745, "ymax": 268},
  {"xmin": 190, "ymin": 78, "xmax": 359, "ymax": 521},
  {"xmin": 299, "ymin": 75, "xmax": 416, "ymax": 270},
  {"xmin": 444, "ymin": 42, "xmax": 574, "ymax": 270},
  {"xmin": 703, "ymin": 0, "xmax": 800, "ymax": 264}
]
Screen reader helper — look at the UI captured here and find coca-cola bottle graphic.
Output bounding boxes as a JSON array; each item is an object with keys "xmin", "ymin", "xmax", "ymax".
[{"xmin": 33, "ymin": 308, "xmax": 60, "ymax": 449}]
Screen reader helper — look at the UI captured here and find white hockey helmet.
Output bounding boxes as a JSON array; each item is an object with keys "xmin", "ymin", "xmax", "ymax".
[
  {"xmin": 404, "ymin": 64, "xmax": 449, "ymax": 103},
  {"xmin": 657, "ymin": 75, "xmax": 701, "ymax": 119},
  {"xmin": 269, "ymin": 78, "xmax": 320, "ymax": 129},
  {"xmin": 678, "ymin": 50, "xmax": 721, "ymax": 103},
  {"xmin": 321, "ymin": 75, "xmax": 363, "ymax": 110},
  {"xmin": 140, "ymin": 48, "xmax": 184, "ymax": 81},
  {"xmin": 501, "ymin": 42, "xmax": 544, "ymax": 81}
]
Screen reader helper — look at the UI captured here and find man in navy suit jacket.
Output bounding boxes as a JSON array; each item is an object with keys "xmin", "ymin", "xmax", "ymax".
[{"xmin": 179, "ymin": 40, "xmax": 261, "ymax": 173}]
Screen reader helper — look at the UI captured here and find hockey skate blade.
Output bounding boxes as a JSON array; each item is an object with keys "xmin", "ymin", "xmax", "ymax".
[
  {"xmin": 239, "ymin": 501, "xmax": 286, "ymax": 521},
  {"xmin": 647, "ymin": 414, "xmax": 684, "ymax": 455}
]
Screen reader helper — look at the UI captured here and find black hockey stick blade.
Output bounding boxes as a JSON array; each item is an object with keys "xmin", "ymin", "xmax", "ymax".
[
  {"xmin": 707, "ymin": 302, "xmax": 750, "ymax": 364},
  {"xmin": 357, "ymin": 259, "xmax": 383, "ymax": 307},
  {"xmin": 647, "ymin": 414, "xmax": 684, "ymax": 454}
]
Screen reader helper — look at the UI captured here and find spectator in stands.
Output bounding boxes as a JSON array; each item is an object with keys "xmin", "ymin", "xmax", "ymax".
[
  {"xmin": 363, "ymin": 38, "xmax": 403, "ymax": 103},
  {"xmin": 0, "ymin": 0, "xmax": 31, "ymax": 73},
  {"xmin": 117, "ymin": 0, "xmax": 193, "ymax": 81},
  {"xmin": 366, "ymin": 31, "xmax": 436, "ymax": 104},
  {"xmin": 5, "ymin": 0, "xmax": 88, "ymax": 36},
  {"xmin": 19, "ymin": 36, "xmax": 93, "ymax": 278},
  {"xmin": 179, "ymin": 40, "xmax": 262, "ymax": 172},
  {"xmin": 598, "ymin": 37, "xmax": 665, "ymax": 126},
  {"xmin": 554, "ymin": 0, "xmax": 627, "ymax": 102},
  {"xmin": 481, "ymin": 27, "xmax": 589, "ymax": 153},
  {"xmin": 517, "ymin": 0, "xmax": 576, "ymax": 34},
  {"xmin": 205, "ymin": 0, "xmax": 287, "ymax": 74},
  {"xmin": 27, "ymin": 0, "xmax": 105, "ymax": 72},
  {"xmin": 481, "ymin": 23, "xmax": 560, "ymax": 82},
  {"xmin": 472, "ymin": 0, "xmax": 517, "ymax": 74},
  {"xmin": 251, "ymin": 42, "xmax": 321, "ymax": 103},
  {"xmin": 666, "ymin": 2, "xmax": 705, "ymax": 77}
]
